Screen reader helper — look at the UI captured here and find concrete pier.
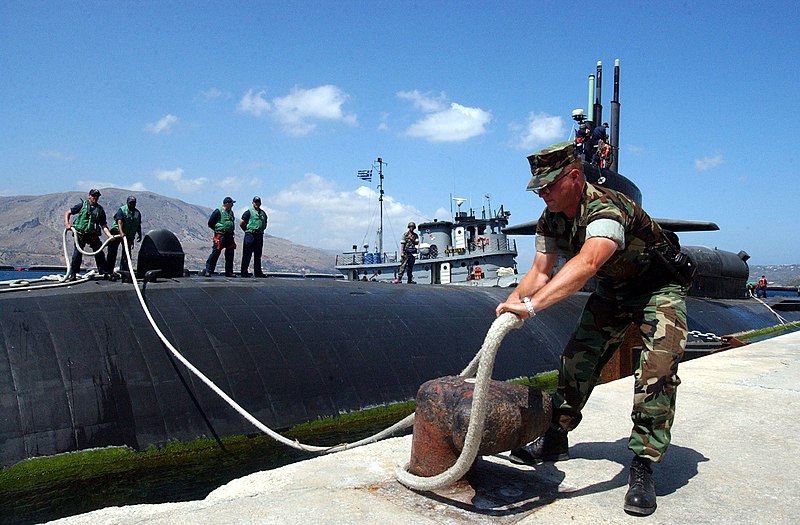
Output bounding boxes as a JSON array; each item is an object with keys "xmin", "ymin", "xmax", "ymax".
[{"xmin": 48, "ymin": 331, "xmax": 800, "ymax": 524}]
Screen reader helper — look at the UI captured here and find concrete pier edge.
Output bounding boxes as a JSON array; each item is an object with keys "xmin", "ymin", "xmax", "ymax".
[{"xmin": 48, "ymin": 331, "xmax": 800, "ymax": 524}]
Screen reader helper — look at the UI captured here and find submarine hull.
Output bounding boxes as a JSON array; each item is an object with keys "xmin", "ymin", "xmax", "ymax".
[
  {"xmin": 1, "ymin": 278, "xmax": 797, "ymax": 468},
  {"xmin": 0, "ymin": 279, "xmax": 571, "ymax": 468}
]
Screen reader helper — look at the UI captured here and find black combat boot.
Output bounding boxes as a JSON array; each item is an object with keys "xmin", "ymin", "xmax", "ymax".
[
  {"xmin": 624, "ymin": 455, "xmax": 657, "ymax": 516},
  {"xmin": 509, "ymin": 426, "xmax": 569, "ymax": 465}
]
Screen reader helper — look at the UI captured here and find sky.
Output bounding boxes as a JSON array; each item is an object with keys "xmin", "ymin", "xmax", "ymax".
[{"xmin": 1, "ymin": 1, "xmax": 798, "ymax": 270}]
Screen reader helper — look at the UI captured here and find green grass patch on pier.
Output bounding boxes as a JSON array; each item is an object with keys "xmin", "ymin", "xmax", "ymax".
[{"xmin": 0, "ymin": 375, "xmax": 559, "ymax": 525}]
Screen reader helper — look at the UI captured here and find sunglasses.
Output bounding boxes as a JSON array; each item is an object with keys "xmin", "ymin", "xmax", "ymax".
[{"xmin": 532, "ymin": 170, "xmax": 570, "ymax": 196}]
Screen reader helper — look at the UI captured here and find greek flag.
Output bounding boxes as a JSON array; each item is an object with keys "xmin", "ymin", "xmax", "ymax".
[{"xmin": 357, "ymin": 169, "xmax": 372, "ymax": 182}]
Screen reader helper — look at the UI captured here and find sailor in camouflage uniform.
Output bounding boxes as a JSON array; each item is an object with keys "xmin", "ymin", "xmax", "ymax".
[
  {"xmin": 496, "ymin": 142, "xmax": 689, "ymax": 517},
  {"xmin": 397, "ymin": 222, "xmax": 419, "ymax": 284}
]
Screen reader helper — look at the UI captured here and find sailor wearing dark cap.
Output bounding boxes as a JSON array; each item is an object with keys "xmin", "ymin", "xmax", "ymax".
[
  {"xmin": 497, "ymin": 141, "xmax": 691, "ymax": 517},
  {"xmin": 105, "ymin": 195, "xmax": 143, "ymax": 276},
  {"xmin": 63, "ymin": 188, "xmax": 114, "ymax": 280},
  {"xmin": 239, "ymin": 196, "xmax": 268, "ymax": 278},
  {"xmin": 201, "ymin": 196, "xmax": 237, "ymax": 277}
]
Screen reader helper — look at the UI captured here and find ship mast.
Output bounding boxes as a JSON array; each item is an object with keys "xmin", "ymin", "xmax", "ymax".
[{"xmin": 376, "ymin": 157, "xmax": 385, "ymax": 256}]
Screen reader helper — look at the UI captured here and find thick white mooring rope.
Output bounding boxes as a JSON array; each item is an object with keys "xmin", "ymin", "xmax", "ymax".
[
  {"xmin": 394, "ymin": 312, "xmax": 524, "ymax": 491},
  {"xmin": 119, "ymin": 236, "xmax": 525, "ymax": 460},
  {"xmin": 5, "ymin": 231, "xmax": 526, "ymax": 489},
  {"xmin": 0, "ymin": 229, "xmax": 117, "ymax": 292},
  {"xmin": 63, "ymin": 228, "xmax": 119, "ymax": 278},
  {"xmin": 748, "ymin": 290, "xmax": 788, "ymax": 325}
]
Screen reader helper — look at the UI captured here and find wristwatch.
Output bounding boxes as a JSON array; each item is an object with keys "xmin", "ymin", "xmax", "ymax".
[{"xmin": 522, "ymin": 296, "xmax": 536, "ymax": 317}]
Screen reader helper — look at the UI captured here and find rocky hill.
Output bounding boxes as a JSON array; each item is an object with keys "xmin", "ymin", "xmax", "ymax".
[
  {"xmin": 749, "ymin": 265, "xmax": 800, "ymax": 287},
  {"xmin": 0, "ymin": 189, "xmax": 335, "ymax": 273}
]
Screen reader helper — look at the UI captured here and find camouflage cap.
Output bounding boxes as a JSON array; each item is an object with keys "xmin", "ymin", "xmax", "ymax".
[{"xmin": 526, "ymin": 141, "xmax": 580, "ymax": 192}]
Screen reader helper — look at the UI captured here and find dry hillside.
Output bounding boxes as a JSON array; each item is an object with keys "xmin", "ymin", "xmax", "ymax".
[{"xmin": 0, "ymin": 189, "xmax": 335, "ymax": 273}]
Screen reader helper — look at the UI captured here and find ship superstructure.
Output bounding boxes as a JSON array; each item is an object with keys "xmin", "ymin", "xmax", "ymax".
[{"xmin": 335, "ymin": 202, "xmax": 518, "ymax": 286}]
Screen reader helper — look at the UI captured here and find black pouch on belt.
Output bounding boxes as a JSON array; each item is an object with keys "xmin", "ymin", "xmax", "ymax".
[{"xmin": 648, "ymin": 231, "xmax": 697, "ymax": 289}]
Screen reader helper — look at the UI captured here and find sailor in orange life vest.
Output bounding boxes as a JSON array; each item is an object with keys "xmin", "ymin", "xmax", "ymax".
[
  {"xmin": 496, "ymin": 141, "xmax": 689, "ymax": 517},
  {"xmin": 756, "ymin": 275, "xmax": 768, "ymax": 298},
  {"xmin": 597, "ymin": 139, "xmax": 611, "ymax": 168},
  {"xmin": 201, "ymin": 196, "xmax": 237, "ymax": 277}
]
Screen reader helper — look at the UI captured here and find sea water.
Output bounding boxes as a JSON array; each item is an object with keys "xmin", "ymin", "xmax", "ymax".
[{"xmin": 0, "ymin": 269, "xmax": 63, "ymax": 281}]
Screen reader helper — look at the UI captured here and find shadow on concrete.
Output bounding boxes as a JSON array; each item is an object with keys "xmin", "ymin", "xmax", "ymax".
[
  {"xmin": 379, "ymin": 458, "xmax": 564, "ymax": 524},
  {"xmin": 380, "ymin": 439, "xmax": 707, "ymax": 522},
  {"xmin": 554, "ymin": 438, "xmax": 709, "ymax": 499}
]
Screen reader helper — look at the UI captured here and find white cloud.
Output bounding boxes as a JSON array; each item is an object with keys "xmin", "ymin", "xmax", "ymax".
[
  {"xmin": 38, "ymin": 150, "xmax": 73, "ymax": 161},
  {"xmin": 695, "ymin": 153, "xmax": 724, "ymax": 172},
  {"xmin": 215, "ymin": 176, "xmax": 260, "ymax": 191},
  {"xmin": 153, "ymin": 168, "xmax": 182, "ymax": 182},
  {"xmin": 237, "ymin": 89, "xmax": 271, "ymax": 117},
  {"xmin": 265, "ymin": 173, "xmax": 422, "ymax": 251},
  {"xmin": 198, "ymin": 87, "xmax": 231, "ymax": 101},
  {"xmin": 125, "ymin": 182, "xmax": 148, "ymax": 192},
  {"xmin": 625, "ymin": 144, "xmax": 644, "ymax": 155},
  {"xmin": 75, "ymin": 180, "xmax": 147, "ymax": 192},
  {"xmin": 432, "ymin": 206, "xmax": 452, "ymax": 221},
  {"xmin": 145, "ymin": 114, "xmax": 179, "ymax": 135},
  {"xmin": 238, "ymin": 85, "xmax": 357, "ymax": 136},
  {"xmin": 514, "ymin": 112, "xmax": 566, "ymax": 150},
  {"xmin": 271, "ymin": 85, "xmax": 356, "ymax": 135},
  {"xmin": 76, "ymin": 180, "xmax": 114, "ymax": 191},
  {"xmin": 400, "ymin": 90, "xmax": 492, "ymax": 143},
  {"xmin": 153, "ymin": 168, "xmax": 208, "ymax": 193},
  {"xmin": 378, "ymin": 111, "xmax": 390, "ymax": 132},
  {"xmin": 397, "ymin": 90, "xmax": 447, "ymax": 112}
]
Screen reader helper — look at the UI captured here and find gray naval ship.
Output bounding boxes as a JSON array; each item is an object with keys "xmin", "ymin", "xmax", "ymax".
[
  {"xmin": 334, "ymin": 157, "xmax": 520, "ymax": 286},
  {"xmin": 335, "ymin": 201, "xmax": 520, "ymax": 287}
]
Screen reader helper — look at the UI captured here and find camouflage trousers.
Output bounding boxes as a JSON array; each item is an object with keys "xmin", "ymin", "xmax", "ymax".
[
  {"xmin": 397, "ymin": 254, "xmax": 415, "ymax": 282},
  {"xmin": 551, "ymin": 283, "xmax": 687, "ymax": 462}
]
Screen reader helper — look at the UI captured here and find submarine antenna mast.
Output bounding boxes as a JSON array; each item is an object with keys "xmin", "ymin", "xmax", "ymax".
[
  {"xmin": 376, "ymin": 157, "xmax": 385, "ymax": 257},
  {"xmin": 610, "ymin": 59, "xmax": 621, "ymax": 172},
  {"xmin": 594, "ymin": 61, "xmax": 603, "ymax": 128}
]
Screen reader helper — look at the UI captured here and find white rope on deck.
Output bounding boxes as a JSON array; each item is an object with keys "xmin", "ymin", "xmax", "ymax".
[
  {"xmin": 0, "ymin": 229, "xmax": 118, "ymax": 292},
  {"xmin": 119, "ymin": 235, "xmax": 525, "ymax": 459},
  {"xmin": 748, "ymin": 290, "xmax": 788, "ymax": 325}
]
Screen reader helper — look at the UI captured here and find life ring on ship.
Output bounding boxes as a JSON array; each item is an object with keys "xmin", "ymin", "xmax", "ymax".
[{"xmin": 476, "ymin": 236, "xmax": 489, "ymax": 248}]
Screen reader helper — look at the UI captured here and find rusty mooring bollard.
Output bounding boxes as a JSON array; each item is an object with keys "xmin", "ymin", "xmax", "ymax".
[{"xmin": 407, "ymin": 376, "xmax": 552, "ymax": 478}]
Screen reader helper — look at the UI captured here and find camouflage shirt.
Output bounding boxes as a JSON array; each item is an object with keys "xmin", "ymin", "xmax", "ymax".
[
  {"xmin": 535, "ymin": 182, "xmax": 664, "ymax": 288},
  {"xmin": 401, "ymin": 230, "xmax": 419, "ymax": 254}
]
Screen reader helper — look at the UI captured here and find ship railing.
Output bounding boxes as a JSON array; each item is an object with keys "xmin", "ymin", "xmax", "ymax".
[
  {"xmin": 336, "ymin": 252, "xmax": 400, "ymax": 266},
  {"xmin": 336, "ymin": 253, "xmax": 363, "ymax": 266},
  {"xmin": 413, "ymin": 237, "xmax": 518, "ymax": 261},
  {"xmin": 466, "ymin": 236, "xmax": 517, "ymax": 254}
]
